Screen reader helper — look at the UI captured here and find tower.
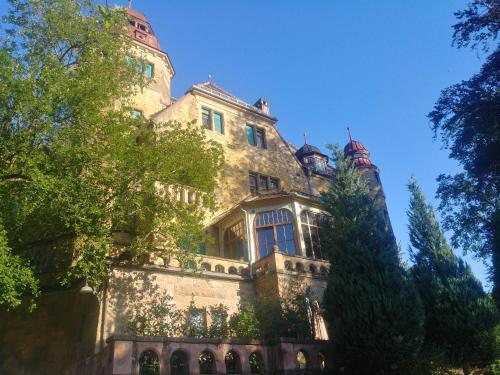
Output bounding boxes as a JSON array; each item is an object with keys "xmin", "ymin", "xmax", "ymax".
[
  {"xmin": 126, "ymin": 7, "xmax": 175, "ymax": 117},
  {"xmin": 344, "ymin": 135, "xmax": 393, "ymax": 232}
]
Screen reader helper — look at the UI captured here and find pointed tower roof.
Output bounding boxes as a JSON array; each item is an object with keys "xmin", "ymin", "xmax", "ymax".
[
  {"xmin": 127, "ymin": 7, "xmax": 160, "ymax": 50},
  {"xmin": 343, "ymin": 128, "xmax": 372, "ymax": 167}
]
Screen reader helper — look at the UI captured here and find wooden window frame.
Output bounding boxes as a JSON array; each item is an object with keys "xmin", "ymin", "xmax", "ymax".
[
  {"xmin": 254, "ymin": 208, "xmax": 298, "ymax": 259},
  {"xmin": 246, "ymin": 124, "xmax": 266, "ymax": 149},
  {"xmin": 300, "ymin": 210, "xmax": 326, "ymax": 260},
  {"xmin": 248, "ymin": 171, "xmax": 279, "ymax": 194},
  {"xmin": 224, "ymin": 220, "xmax": 247, "ymax": 260}
]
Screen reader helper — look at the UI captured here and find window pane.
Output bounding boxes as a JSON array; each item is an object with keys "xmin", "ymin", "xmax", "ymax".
[
  {"xmin": 270, "ymin": 178, "xmax": 279, "ymax": 190},
  {"xmin": 276, "ymin": 223, "xmax": 296, "ymax": 255},
  {"xmin": 132, "ymin": 109, "xmax": 143, "ymax": 118},
  {"xmin": 246, "ymin": 125, "xmax": 256, "ymax": 145},
  {"xmin": 145, "ymin": 63, "xmax": 154, "ymax": 78},
  {"xmin": 202, "ymin": 108, "xmax": 210, "ymax": 128},
  {"xmin": 302, "ymin": 224, "xmax": 313, "ymax": 257},
  {"xmin": 249, "ymin": 173, "xmax": 258, "ymax": 194},
  {"xmin": 213, "ymin": 112, "xmax": 223, "ymax": 134},
  {"xmin": 256, "ymin": 128, "xmax": 266, "ymax": 149},
  {"xmin": 259, "ymin": 175, "xmax": 268, "ymax": 191},
  {"xmin": 257, "ymin": 227, "xmax": 274, "ymax": 258}
]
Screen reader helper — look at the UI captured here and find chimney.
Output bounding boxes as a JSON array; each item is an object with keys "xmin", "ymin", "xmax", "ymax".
[{"xmin": 254, "ymin": 98, "xmax": 270, "ymax": 115}]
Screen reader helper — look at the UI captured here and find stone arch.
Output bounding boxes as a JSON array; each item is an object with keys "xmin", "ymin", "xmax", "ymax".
[
  {"xmin": 284, "ymin": 260, "xmax": 293, "ymax": 270},
  {"xmin": 215, "ymin": 264, "xmax": 225, "ymax": 273},
  {"xmin": 249, "ymin": 351, "xmax": 264, "ymax": 374},
  {"xmin": 295, "ymin": 262, "xmax": 305, "ymax": 272},
  {"xmin": 199, "ymin": 350, "xmax": 216, "ymax": 374},
  {"xmin": 170, "ymin": 349, "xmax": 189, "ymax": 375},
  {"xmin": 228, "ymin": 266, "xmax": 238, "ymax": 274},
  {"xmin": 309, "ymin": 264, "xmax": 317, "ymax": 274},
  {"xmin": 295, "ymin": 350, "xmax": 308, "ymax": 370},
  {"xmin": 319, "ymin": 266, "xmax": 328, "ymax": 275},
  {"xmin": 224, "ymin": 350, "xmax": 242, "ymax": 374},
  {"xmin": 201, "ymin": 262, "xmax": 211, "ymax": 271},
  {"xmin": 139, "ymin": 349, "xmax": 160, "ymax": 375}
]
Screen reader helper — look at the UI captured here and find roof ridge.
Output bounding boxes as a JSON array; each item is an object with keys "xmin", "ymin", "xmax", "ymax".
[{"xmin": 188, "ymin": 81, "xmax": 276, "ymax": 120}]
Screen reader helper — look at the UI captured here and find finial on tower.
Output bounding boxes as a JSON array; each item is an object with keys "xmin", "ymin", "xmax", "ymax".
[
  {"xmin": 208, "ymin": 74, "xmax": 213, "ymax": 83},
  {"xmin": 128, "ymin": 0, "xmax": 132, "ymax": 8},
  {"xmin": 347, "ymin": 127, "xmax": 353, "ymax": 142},
  {"xmin": 303, "ymin": 132, "xmax": 307, "ymax": 145}
]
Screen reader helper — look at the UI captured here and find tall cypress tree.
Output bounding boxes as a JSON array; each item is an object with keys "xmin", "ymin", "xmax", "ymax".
[
  {"xmin": 407, "ymin": 178, "xmax": 498, "ymax": 375},
  {"xmin": 322, "ymin": 146, "xmax": 424, "ymax": 375}
]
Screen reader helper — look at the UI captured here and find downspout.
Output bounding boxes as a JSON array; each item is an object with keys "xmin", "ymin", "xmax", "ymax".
[
  {"xmin": 305, "ymin": 166, "xmax": 313, "ymax": 196},
  {"xmin": 240, "ymin": 206, "xmax": 253, "ymax": 277}
]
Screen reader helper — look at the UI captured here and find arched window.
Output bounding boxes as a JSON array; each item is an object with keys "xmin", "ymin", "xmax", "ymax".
[
  {"xmin": 228, "ymin": 266, "xmax": 238, "ymax": 275},
  {"xmin": 284, "ymin": 260, "xmax": 293, "ymax": 270},
  {"xmin": 300, "ymin": 210, "xmax": 326, "ymax": 259},
  {"xmin": 201, "ymin": 262, "xmax": 211, "ymax": 271},
  {"xmin": 320, "ymin": 266, "xmax": 328, "ymax": 275},
  {"xmin": 296, "ymin": 262, "xmax": 305, "ymax": 272},
  {"xmin": 225, "ymin": 351, "xmax": 242, "ymax": 374},
  {"xmin": 139, "ymin": 350, "xmax": 160, "ymax": 375},
  {"xmin": 224, "ymin": 220, "xmax": 247, "ymax": 260},
  {"xmin": 249, "ymin": 352, "xmax": 264, "ymax": 374},
  {"xmin": 296, "ymin": 351, "xmax": 307, "ymax": 370},
  {"xmin": 309, "ymin": 264, "xmax": 317, "ymax": 274},
  {"xmin": 199, "ymin": 351, "xmax": 216, "ymax": 374},
  {"xmin": 215, "ymin": 264, "xmax": 225, "ymax": 273},
  {"xmin": 255, "ymin": 209, "xmax": 296, "ymax": 258},
  {"xmin": 171, "ymin": 350, "xmax": 189, "ymax": 375}
]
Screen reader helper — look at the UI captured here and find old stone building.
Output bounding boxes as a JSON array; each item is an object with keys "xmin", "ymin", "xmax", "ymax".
[{"xmin": 0, "ymin": 7, "xmax": 391, "ymax": 375}]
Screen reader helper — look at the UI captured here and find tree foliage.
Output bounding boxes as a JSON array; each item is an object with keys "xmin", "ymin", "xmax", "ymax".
[
  {"xmin": 321, "ymin": 146, "xmax": 424, "ymax": 375},
  {"xmin": 0, "ymin": 221, "xmax": 39, "ymax": 310},
  {"xmin": 408, "ymin": 178, "xmax": 498, "ymax": 374},
  {"xmin": 0, "ymin": 0, "xmax": 223, "ymax": 304},
  {"xmin": 428, "ymin": 0, "xmax": 500, "ymax": 308},
  {"xmin": 228, "ymin": 303, "xmax": 261, "ymax": 340}
]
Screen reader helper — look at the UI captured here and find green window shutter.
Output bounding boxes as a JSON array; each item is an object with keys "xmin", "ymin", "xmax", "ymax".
[
  {"xmin": 246, "ymin": 125, "xmax": 255, "ymax": 145},
  {"xmin": 145, "ymin": 63, "xmax": 154, "ymax": 78},
  {"xmin": 213, "ymin": 112, "xmax": 223, "ymax": 134}
]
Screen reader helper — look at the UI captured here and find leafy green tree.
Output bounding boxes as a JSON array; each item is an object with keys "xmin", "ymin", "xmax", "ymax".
[
  {"xmin": 321, "ymin": 146, "xmax": 424, "ymax": 375},
  {"xmin": 208, "ymin": 303, "xmax": 229, "ymax": 338},
  {"xmin": 228, "ymin": 303, "xmax": 261, "ymax": 339},
  {"xmin": 408, "ymin": 179, "xmax": 498, "ymax": 375},
  {"xmin": 428, "ymin": 0, "xmax": 500, "ymax": 308},
  {"xmin": 126, "ymin": 292, "xmax": 183, "ymax": 337},
  {"xmin": 0, "ymin": 221, "xmax": 39, "ymax": 310},
  {"xmin": 0, "ymin": 0, "xmax": 223, "ymax": 300}
]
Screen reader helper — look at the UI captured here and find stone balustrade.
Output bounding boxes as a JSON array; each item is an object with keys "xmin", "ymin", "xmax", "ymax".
[{"xmin": 253, "ymin": 251, "xmax": 330, "ymax": 278}]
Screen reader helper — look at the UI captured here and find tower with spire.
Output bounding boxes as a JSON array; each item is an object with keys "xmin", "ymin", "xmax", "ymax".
[{"xmin": 344, "ymin": 128, "xmax": 393, "ymax": 231}]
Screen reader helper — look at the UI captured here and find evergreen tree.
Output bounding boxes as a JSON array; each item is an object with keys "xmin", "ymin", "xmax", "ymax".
[
  {"xmin": 408, "ymin": 179, "xmax": 498, "ymax": 375},
  {"xmin": 321, "ymin": 146, "xmax": 424, "ymax": 375}
]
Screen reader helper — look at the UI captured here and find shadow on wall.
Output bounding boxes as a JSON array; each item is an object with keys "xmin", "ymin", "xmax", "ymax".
[
  {"xmin": 105, "ymin": 269, "xmax": 170, "ymax": 337},
  {"xmin": 0, "ymin": 288, "xmax": 99, "ymax": 375}
]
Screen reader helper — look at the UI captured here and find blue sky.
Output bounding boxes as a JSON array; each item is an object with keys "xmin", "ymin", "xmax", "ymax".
[{"xmin": 1, "ymin": 1, "xmax": 490, "ymax": 286}]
